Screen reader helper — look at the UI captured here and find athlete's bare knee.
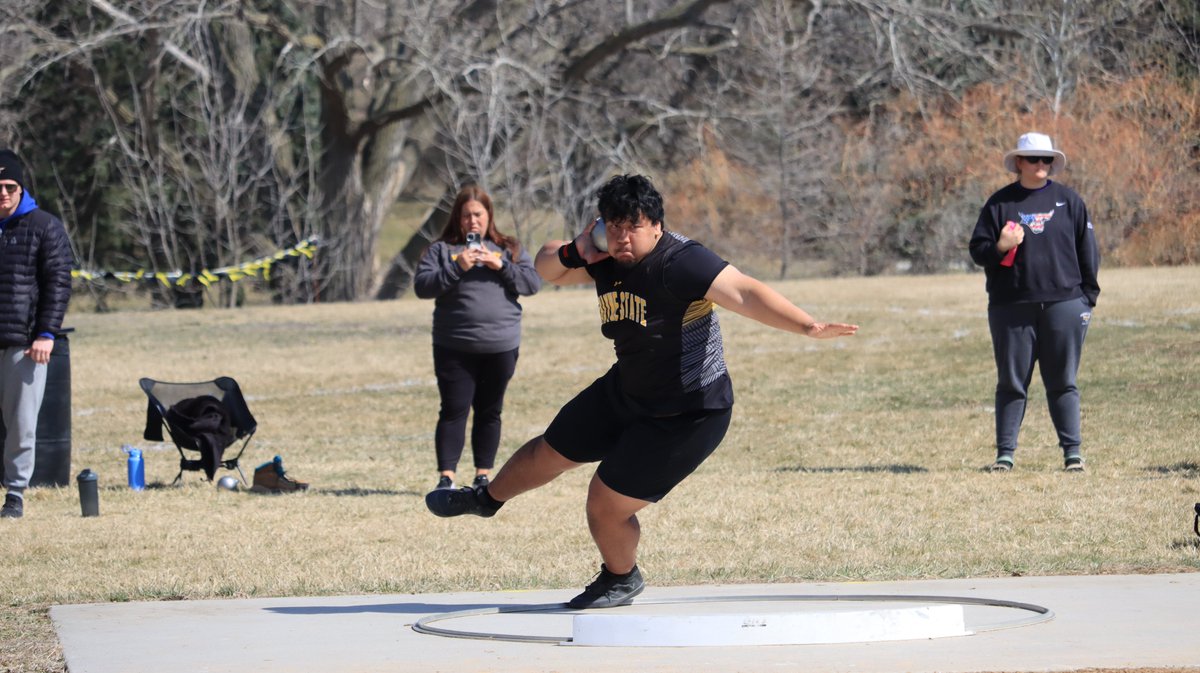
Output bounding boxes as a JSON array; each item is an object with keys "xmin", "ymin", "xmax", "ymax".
[{"xmin": 586, "ymin": 476, "xmax": 648, "ymax": 522}]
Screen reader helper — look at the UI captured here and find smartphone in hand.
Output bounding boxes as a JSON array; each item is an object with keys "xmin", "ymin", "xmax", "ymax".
[{"xmin": 465, "ymin": 232, "xmax": 483, "ymax": 267}]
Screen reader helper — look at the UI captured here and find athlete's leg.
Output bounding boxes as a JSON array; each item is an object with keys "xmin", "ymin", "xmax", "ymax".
[
  {"xmin": 586, "ymin": 407, "xmax": 732, "ymax": 571},
  {"xmin": 584, "ymin": 475, "xmax": 652, "ymax": 574},
  {"xmin": 487, "ymin": 435, "xmax": 582, "ymax": 502},
  {"xmin": 425, "ymin": 434, "xmax": 582, "ymax": 518}
]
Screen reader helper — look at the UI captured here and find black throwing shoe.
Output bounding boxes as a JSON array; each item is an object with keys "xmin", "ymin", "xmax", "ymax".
[
  {"xmin": 472, "ymin": 474, "xmax": 489, "ymax": 488},
  {"xmin": 1, "ymin": 493, "xmax": 24, "ymax": 519},
  {"xmin": 425, "ymin": 484, "xmax": 499, "ymax": 518},
  {"xmin": 436, "ymin": 475, "xmax": 454, "ymax": 490},
  {"xmin": 567, "ymin": 564, "xmax": 645, "ymax": 609}
]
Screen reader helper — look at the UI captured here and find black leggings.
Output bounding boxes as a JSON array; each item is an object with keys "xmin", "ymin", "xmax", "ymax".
[{"xmin": 433, "ymin": 345, "xmax": 519, "ymax": 473}]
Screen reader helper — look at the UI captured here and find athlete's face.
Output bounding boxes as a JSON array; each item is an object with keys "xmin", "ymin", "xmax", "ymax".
[
  {"xmin": 606, "ymin": 213, "xmax": 662, "ymax": 266},
  {"xmin": 459, "ymin": 199, "xmax": 490, "ymax": 239}
]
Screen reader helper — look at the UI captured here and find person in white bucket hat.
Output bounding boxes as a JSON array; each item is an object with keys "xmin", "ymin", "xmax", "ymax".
[
  {"xmin": 969, "ymin": 132, "xmax": 1100, "ymax": 473},
  {"xmin": 1003, "ymin": 132, "xmax": 1067, "ymax": 176}
]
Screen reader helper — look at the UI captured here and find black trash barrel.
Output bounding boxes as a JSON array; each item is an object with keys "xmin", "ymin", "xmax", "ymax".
[
  {"xmin": 32, "ymin": 329, "xmax": 73, "ymax": 486},
  {"xmin": 0, "ymin": 328, "xmax": 73, "ymax": 488}
]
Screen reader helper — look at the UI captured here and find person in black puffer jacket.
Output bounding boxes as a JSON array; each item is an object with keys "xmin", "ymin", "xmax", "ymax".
[{"xmin": 0, "ymin": 149, "xmax": 73, "ymax": 519}]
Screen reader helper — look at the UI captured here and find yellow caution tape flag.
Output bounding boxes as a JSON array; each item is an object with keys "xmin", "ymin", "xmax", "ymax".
[{"xmin": 71, "ymin": 236, "xmax": 320, "ymax": 286}]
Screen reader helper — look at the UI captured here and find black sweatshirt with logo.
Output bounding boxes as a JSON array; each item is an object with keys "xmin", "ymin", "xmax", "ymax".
[{"xmin": 969, "ymin": 180, "xmax": 1100, "ymax": 307}]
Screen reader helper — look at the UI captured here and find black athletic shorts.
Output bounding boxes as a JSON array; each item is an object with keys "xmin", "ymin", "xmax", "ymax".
[{"xmin": 544, "ymin": 368, "xmax": 733, "ymax": 502}]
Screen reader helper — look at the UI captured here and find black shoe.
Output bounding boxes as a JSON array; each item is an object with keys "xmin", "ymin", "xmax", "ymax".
[
  {"xmin": 472, "ymin": 474, "xmax": 489, "ymax": 488},
  {"xmin": 1, "ymin": 493, "xmax": 23, "ymax": 519},
  {"xmin": 1064, "ymin": 455, "xmax": 1085, "ymax": 472},
  {"xmin": 425, "ymin": 485, "xmax": 499, "ymax": 518},
  {"xmin": 567, "ymin": 564, "xmax": 645, "ymax": 609},
  {"xmin": 436, "ymin": 475, "xmax": 454, "ymax": 490}
]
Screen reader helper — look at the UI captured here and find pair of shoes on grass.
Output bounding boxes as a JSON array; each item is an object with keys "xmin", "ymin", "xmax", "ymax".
[
  {"xmin": 434, "ymin": 474, "xmax": 488, "ymax": 491},
  {"xmin": 987, "ymin": 454, "xmax": 1086, "ymax": 472}
]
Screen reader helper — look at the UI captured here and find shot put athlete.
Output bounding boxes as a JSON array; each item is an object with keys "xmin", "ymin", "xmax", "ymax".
[{"xmin": 426, "ymin": 174, "xmax": 858, "ymax": 609}]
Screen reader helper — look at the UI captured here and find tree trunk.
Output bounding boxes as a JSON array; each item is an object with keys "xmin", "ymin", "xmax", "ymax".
[
  {"xmin": 315, "ymin": 117, "xmax": 417, "ymax": 301},
  {"xmin": 375, "ymin": 196, "xmax": 449, "ymax": 300},
  {"xmin": 314, "ymin": 134, "xmax": 370, "ymax": 302}
]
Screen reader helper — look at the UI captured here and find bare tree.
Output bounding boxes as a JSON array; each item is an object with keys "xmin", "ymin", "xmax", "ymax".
[
  {"xmin": 3, "ymin": 1, "xmax": 326, "ymax": 305},
  {"xmin": 6, "ymin": 0, "xmax": 738, "ymax": 301},
  {"xmin": 975, "ymin": 0, "xmax": 1159, "ymax": 114},
  {"xmin": 374, "ymin": 0, "xmax": 739, "ymax": 298},
  {"xmin": 5, "ymin": 0, "xmax": 1194, "ymax": 300},
  {"xmin": 709, "ymin": 1, "xmax": 846, "ymax": 278}
]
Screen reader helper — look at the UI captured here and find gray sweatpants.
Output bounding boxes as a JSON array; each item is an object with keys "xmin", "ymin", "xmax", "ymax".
[
  {"xmin": 2, "ymin": 346, "xmax": 47, "ymax": 493},
  {"xmin": 988, "ymin": 297, "xmax": 1092, "ymax": 456}
]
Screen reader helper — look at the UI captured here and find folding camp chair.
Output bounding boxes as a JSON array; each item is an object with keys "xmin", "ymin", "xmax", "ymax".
[{"xmin": 139, "ymin": 376, "xmax": 257, "ymax": 485}]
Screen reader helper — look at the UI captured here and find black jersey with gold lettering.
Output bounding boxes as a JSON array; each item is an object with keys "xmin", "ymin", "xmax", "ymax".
[{"xmin": 586, "ymin": 232, "xmax": 734, "ymax": 415}]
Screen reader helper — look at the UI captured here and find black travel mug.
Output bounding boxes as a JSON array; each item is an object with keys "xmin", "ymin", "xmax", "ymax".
[{"xmin": 77, "ymin": 469, "xmax": 99, "ymax": 517}]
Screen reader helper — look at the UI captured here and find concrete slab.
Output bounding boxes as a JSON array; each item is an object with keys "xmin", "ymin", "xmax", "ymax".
[{"xmin": 51, "ymin": 573, "xmax": 1200, "ymax": 673}]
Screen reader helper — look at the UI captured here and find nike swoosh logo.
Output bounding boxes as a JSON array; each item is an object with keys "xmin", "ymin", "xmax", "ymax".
[{"xmin": 1055, "ymin": 201, "xmax": 1067, "ymax": 206}]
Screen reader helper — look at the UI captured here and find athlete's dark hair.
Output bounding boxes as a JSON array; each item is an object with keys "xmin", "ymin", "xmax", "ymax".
[{"xmin": 596, "ymin": 174, "xmax": 665, "ymax": 230}]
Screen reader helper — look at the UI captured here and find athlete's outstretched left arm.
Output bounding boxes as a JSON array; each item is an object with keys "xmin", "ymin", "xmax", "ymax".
[{"xmin": 704, "ymin": 266, "xmax": 858, "ymax": 338}]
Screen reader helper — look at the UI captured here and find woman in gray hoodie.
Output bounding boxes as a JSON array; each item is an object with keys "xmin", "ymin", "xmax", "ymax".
[{"xmin": 414, "ymin": 186, "xmax": 541, "ymax": 491}]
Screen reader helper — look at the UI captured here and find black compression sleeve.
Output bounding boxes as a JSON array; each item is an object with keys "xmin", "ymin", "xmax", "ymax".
[{"xmin": 558, "ymin": 242, "xmax": 587, "ymax": 268}]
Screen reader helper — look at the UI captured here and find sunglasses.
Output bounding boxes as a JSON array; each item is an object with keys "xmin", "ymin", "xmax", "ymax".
[
  {"xmin": 0, "ymin": 184, "xmax": 19, "ymax": 195},
  {"xmin": 1019, "ymin": 156, "xmax": 1055, "ymax": 165}
]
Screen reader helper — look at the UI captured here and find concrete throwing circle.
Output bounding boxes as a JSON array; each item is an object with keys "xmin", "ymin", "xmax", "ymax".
[{"xmin": 412, "ymin": 594, "xmax": 1053, "ymax": 647}]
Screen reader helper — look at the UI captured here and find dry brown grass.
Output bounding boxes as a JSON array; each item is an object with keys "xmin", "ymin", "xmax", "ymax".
[{"xmin": 2, "ymin": 266, "xmax": 1199, "ymax": 672}]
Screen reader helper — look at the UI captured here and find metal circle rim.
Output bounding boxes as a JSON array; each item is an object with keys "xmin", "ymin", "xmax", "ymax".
[{"xmin": 411, "ymin": 593, "xmax": 1054, "ymax": 645}]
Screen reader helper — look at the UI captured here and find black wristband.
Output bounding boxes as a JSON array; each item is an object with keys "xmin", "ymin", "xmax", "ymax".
[{"xmin": 558, "ymin": 242, "xmax": 587, "ymax": 268}]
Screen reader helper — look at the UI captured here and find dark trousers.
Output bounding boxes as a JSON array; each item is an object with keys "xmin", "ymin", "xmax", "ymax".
[
  {"xmin": 988, "ymin": 297, "xmax": 1091, "ymax": 455},
  {"xmin": 433, "ymin": 345, "xmax": 519, "ymax": 473}
]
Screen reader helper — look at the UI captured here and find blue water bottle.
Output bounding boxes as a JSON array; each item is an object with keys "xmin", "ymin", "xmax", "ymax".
[{"xmin": 124, "ymin": 445, "xmax": 145, "ymax": 491}]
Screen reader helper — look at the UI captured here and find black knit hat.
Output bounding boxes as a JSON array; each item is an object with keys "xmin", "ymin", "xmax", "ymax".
[{"xmin": 0, "ymin": 150, "xmax": 25, "ymax": 189}]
